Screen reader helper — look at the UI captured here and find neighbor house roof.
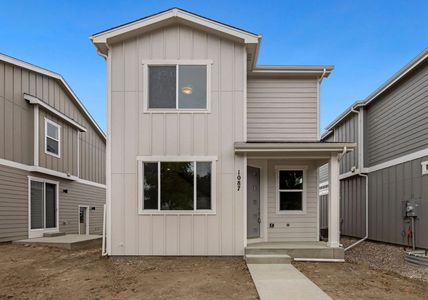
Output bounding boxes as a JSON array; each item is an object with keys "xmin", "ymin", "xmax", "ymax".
[
  {"xmin": 323, "ymin": 48, "xmax": 428, "ymax": 136},
  {"xmin": 90, "ymin": 8, "xmax": 333, "ymax": 77},
  {"xmin": 0, "ymin": 53, "xmax": 106, "ymax": 140}
]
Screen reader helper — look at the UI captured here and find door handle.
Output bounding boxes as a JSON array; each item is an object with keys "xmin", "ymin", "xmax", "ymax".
[{"xmin": 258, "ymin": 218, "xmax": 261, "ymax": 224}]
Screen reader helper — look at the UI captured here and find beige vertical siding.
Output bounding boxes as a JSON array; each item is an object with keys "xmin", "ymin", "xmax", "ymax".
[
  {"xmin": 109, "ymin": 24, "xmax": 246, "ymax": 255},
  {"xmin": 0, "ymin": 60, "xmax": 106, "ymax": 184},
  {"xmin": 0, "ymin": 164, "xmax": 105, "ymax": 242},
  {"xmin": 247, "ymin": 78, "xmax": 319, "ymax": 141},
  {"xmin": 266, "ymin": 159, "xmax": 319, "ymax": 242}
]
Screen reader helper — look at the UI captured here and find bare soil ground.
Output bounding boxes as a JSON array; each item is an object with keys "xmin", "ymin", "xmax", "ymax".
[
  {"xmin": 294, "ymin": 238, "xmax": 428, "ymax": 300},
  {"xmin": 0, "ymin": 244, "xmax": 258, "ymax": 300}
]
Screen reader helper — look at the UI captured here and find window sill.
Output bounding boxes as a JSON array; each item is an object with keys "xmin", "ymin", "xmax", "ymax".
[
  {"xmin": 138, "ymin": 210, "xmax": 216, "ymax": 216},
  {"xmin": 45, "ymin": 151, "xmax": 61, "ymax": 159},
  {"xmin": 276, "ymin": 210, "xmax": 306, "ymax": 215},
  {"xmin": 143, "ymin": 109, "xmax": 211, "ymax": 114}
]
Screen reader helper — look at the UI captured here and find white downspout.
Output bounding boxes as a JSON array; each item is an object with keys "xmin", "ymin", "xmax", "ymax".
[
  {"xmin": 95, "ymin": 45, "xmax": 109, "ymax": 256},
  {"xmin": 344, "ymin": 106, "xmax": 369, "ymax": 251}
]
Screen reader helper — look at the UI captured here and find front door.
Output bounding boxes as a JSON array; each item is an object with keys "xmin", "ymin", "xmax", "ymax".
[
  {"xmin": 79, "ymin": 207, "xmax": 88, "ymax": 235},
  {"xmin": 247, "ymin": 166, "xmax": 261, "ymax": 238}
]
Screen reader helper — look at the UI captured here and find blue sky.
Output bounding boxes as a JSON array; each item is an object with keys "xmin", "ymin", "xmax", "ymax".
[{"xmin": 1, "ymin": 1, "xmax": 427, "ymax": 133}]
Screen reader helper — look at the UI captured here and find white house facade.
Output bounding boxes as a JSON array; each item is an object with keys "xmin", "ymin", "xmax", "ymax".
[{"xmin": 91, "ymin": 8, "xmax": 354, "ymax": 257}]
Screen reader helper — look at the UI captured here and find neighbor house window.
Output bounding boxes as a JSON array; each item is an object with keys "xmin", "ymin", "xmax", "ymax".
[
  {"xmin": 277, "ymin": 169, "xmax": 306, "ymax": 213},
  {"xmin": 147, "ymin": 64, "xmax": 208, "ymax": 110},
  {"xmin": 139, "ymin": 159, "xmax": 215, "ymax": 212},
  {"xmin": 422, "ymin": 161, "xmax": 428, "ymax": 175},
  {"xmin": 45, "ymin": 118, "xmax": 61, "ymax": 158}
]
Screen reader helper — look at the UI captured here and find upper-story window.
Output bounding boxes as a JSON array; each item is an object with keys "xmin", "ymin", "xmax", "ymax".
[
  {"xmin": 145, "ymin": 62, "xmax": 210, "ymax": 111},
  {"xmin": 45, "ymin": 118, "xmax": 61, "ymax": 158}
]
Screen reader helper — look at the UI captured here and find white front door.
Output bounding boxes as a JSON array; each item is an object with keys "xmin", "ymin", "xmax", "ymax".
[
  {"xmin": 29, "ymin": 178, "xmax": 59, "ymax": 238},
  {"xmin": 79, "ymin": 206, "xmax": 89, "ymax": 235}
]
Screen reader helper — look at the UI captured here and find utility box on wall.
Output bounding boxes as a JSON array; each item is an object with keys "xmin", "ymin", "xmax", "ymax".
[{"xmin": 402, "ymin": 200, "xmax": 420, "ymax": 218}]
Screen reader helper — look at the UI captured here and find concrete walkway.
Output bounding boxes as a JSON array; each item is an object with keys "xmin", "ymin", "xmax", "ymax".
[{"xmin": 247, "ymin": 264, "xmax": 331, "ymax": 300}]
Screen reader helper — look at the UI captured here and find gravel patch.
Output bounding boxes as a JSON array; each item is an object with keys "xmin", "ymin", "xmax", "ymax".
[{"xmin": 342, "ymin": 237, "xmax": 428, "ymax": 282}]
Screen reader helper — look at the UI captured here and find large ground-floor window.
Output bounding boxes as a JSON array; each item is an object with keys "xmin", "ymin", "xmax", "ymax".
[
  {"xmin": 29, "ymin": 178, "xmax": 58, "ymax": 232},
  {"xmin": 138, "ymin": 157, "xmax": 216, "ymax": 213}
]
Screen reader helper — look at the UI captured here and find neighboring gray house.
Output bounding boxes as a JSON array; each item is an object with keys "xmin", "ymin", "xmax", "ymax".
[
  {"xmin": 320, "ymin": 48, "xmax": 428, "ymax": 249},
  {"xmin": 0, "ymin": 53, "xmax": 106, "ymax": 241},
  {"xmin": 91, "ymin": 8, "xmax": 354, "ymax": 258}
]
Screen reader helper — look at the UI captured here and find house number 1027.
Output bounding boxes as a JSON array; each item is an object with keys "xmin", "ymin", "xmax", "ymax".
[{"xmin": 237, "ymin": 170, "xmax": 241, "ymax": 191}]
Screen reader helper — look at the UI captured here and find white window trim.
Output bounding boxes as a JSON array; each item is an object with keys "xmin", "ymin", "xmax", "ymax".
[
  {"xmin": 44, "ymin": 118, "xmax": 61, "ymax": 158},
  {"xmin": 137, "ymin": 156, "xmax": 217, "ymax": 215},
  {"xmin": 422, "ymin": 161, "xmax": 428, "ymax": 175},
  {"xmin": 28, "ymin": 176, "xmax": 60, "ymax": 238},
  {"xmin": 142, "ymin": 60, "xmax": 212, "ymax": 113},
  {"xmin": 275, "ymin": 166, "xmax": 307, "ymax": 215}
]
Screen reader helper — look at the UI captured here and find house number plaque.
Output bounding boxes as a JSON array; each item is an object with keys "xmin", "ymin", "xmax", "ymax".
[{"xmin": 237, "ymin": 170, "xmax": 241, "ymax": 191}]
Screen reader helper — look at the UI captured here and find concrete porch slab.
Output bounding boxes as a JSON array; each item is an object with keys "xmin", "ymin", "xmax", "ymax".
[
  {"xmin": 246, "ymin": 241, "xmax": 344, "ymax": 260},
  {"xmin": 247, "ymin": 264, "xmax": 331, "ymax": 300},
  {"xmin": 14, "ymin": 234, "xmax": 102, "ymax": 250}
]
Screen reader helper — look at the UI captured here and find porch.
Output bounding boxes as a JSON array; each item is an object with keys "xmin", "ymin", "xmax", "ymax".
[
  {"xmin": 235, "ymin": 141, "xmax": 355, "ymax": 261},
  {"xmin": 246, "ymin": 241, "xmax": 344, "ymax": 262}
]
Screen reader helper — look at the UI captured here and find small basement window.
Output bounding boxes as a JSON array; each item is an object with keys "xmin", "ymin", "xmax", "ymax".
[
  {"xmin": 45, "ymin": 118, "xmax": 61, "ymax": 158},
  {"xmin": 422, "ymin": 161, "xmax": 428, "ymax": 175},
  {"xmin": 139, "ymin": 158, "xmax": 215, "ymax": 213},
  {"xmin": 277, "ymin": 168, "xmax": 306, "ymax": 214},
  {"xmin": 146, "ymin": 62, "xmax": 209, "ymax": 111}
]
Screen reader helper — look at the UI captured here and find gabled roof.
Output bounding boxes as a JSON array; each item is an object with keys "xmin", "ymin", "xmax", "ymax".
[
  {"xmin": 90, "ymin": 7, "xmax": 261, "ymax": 57},
  {"xmin": 323, "ymin": 48, "xmax": 428, "ymax": 134},
  {"xmin": 90, "ymin": 8, "xmax": 333, "ymax": 77},
  {"xmin": 0, "ymin": 53, "xmax": 106, "ymax": 140}
]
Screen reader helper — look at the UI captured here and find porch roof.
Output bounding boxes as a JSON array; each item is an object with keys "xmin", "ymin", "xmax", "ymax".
[{"xmin": 234, "ymin": 141, "xmax": 356, "ymax": 154}]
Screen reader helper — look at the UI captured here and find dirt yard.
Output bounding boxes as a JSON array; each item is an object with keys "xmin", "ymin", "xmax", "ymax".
[
  {"xmin": 295, "ymin": 238, "xmax": 428, "ymax": 300},
  {"xmin": 0, "ymin": 244, "xmax": 258, "ymax": 300}
]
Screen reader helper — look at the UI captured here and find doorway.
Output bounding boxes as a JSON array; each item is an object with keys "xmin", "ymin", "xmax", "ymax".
[
  {"xmin": 247, "ymin": 166, "xmax": 261, "ymax": 239},
  {"xmin": 29, "ymin": 177, "xmax": 59, "ymax": 238},
  {"xmin": 79, "ymin": 206, "xmax": 89, "ymax": 235}
]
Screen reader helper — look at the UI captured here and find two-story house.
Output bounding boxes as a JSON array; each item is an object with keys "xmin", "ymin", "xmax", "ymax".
[
  {"xmin": 0, "ymin": 53, "xmax": 106, "ymax": 241},
  {"xmin": 320, "ymin": 48, "xmax": 428, "ymax": 250},
  {"xmin": 91, "ymin": 8, "xmax": 354, "ymax": 260}
]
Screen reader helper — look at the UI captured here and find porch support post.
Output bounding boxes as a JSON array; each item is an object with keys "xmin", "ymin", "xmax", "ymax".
[{"xmin": 328, "ymin": 152, "xmax": 340, "ymax": 248}]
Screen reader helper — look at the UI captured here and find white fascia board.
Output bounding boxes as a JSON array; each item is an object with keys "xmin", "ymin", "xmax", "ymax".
[
  {"xmin": 91, "ymin": 8, "xmax": 260, "ymax": 45},
  {"xmin": 24, "ymin": 94, "xmax": 87, "ymax": 132},
  {"xmin": 0, "ymin": 53, "xmax": 105, "ymax": 139}
]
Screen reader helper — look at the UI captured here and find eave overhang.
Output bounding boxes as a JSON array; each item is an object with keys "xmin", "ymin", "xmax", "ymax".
[
  {"xmin": 235, "ymin": 142, "xmax": 356, "ymax": 154},
  {"xmin": 90, "ymin": 8, "xmax": 261, "ymax": 57}
]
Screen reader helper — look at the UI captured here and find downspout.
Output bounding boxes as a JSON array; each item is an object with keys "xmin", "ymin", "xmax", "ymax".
[
  {"xmin": 344, "ymin": 106, "xmax": 369, "ymax": 251},
  {"xmin": 95, "ymin": 45, "xmax": 108, "ymax": 256}
]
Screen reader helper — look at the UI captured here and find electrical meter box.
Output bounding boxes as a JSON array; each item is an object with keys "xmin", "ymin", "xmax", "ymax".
[{"xmin": 402, "ymin": 200, "xmax": 419, "ymax": 218}]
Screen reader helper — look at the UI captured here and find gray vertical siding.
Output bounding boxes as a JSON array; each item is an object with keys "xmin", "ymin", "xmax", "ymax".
[
  {"xmin": 0, "ymin": 60, "xmax": 106, "ymax": 184},
  {"xmin": 367, "ymin": 156, "xmax": 428, "ymax": 248},
  {"xmin": 247, "ymin": 78, "xmax": 319, "ymax": 141},
  {"xmin": 0, "ymin": 164, "xmax": 105, "ymax": 242},
  {"xmin": 332, "ymin": 113, "xmax": 359, "ymax": 173},
  {"xmin": 340, "ymin": 175, "xmax": 366, "ymax": 238},
  {"xmin": 367, "ymin": 61, "xmax": 428, "ymax": 167},
  {"xmin": 319, "ymin": 194, "xmax": 328, "ymax": 229}
]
